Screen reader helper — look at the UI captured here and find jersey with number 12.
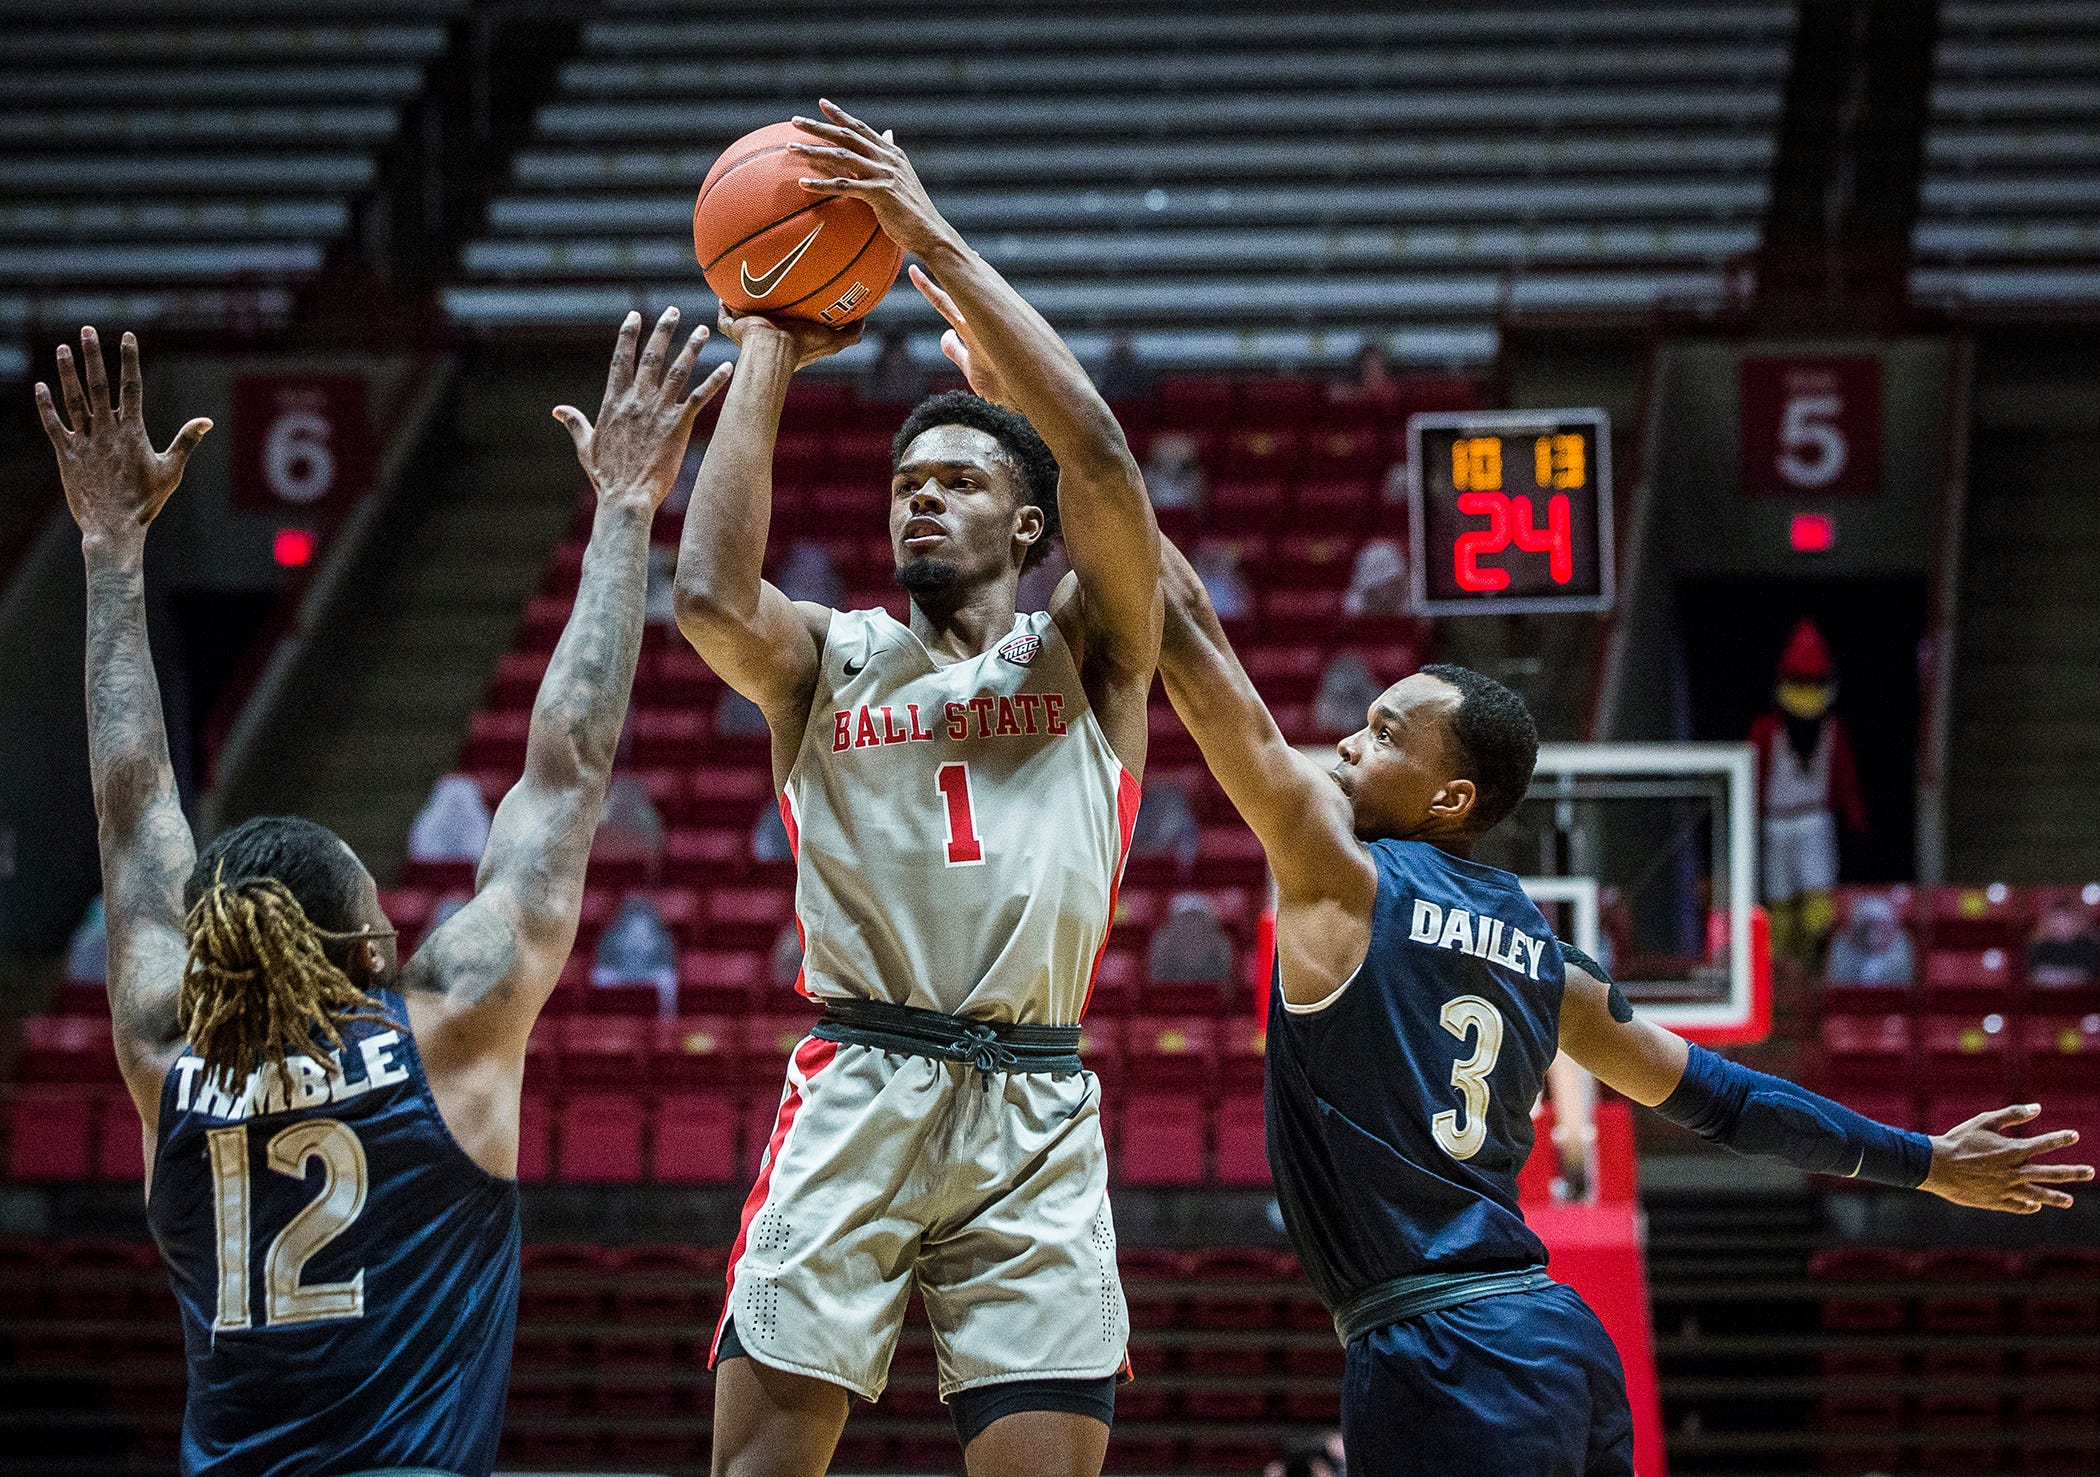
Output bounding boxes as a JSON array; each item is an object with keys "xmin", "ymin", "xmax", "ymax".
[
  {"xmin": 146, "ymin": 990, "xmax": 519, "ymax": 1476},
  {"xmin": 783, "ymin": 606, "xmax": 1139, "ymax": 1026}
]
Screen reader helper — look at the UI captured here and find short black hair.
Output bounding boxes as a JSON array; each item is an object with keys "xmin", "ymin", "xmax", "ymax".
[
  {"xmin": 1420, "ymin": 663, "xmax": 1538, "ymax": 835},
  {"xmin": 891, "ymin": 390, "xmax": 1061, "ymax": 572},
  {"xmin": 187, "ymin": 816, "xmax": 369, "ymax": 937}
]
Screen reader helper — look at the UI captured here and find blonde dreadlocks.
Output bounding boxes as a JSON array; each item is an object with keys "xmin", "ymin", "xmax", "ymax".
[{"xmin": 180, "ymin": 870, "xmax": 383, "ymax": 1093}]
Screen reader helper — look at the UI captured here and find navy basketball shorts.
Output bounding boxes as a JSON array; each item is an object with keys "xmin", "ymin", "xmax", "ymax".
[{"xmin": 1340, "ymin": 1282, "xmax": 1634, "ymax": 1477}]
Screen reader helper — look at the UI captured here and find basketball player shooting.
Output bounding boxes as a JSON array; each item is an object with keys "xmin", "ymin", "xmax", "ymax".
[
  {"xmin": 1146, "ymin": 542, "xmax": 2093, "ymax": 1475},
  {"xmin": 39, "ymin": 314, "xmax": 727, "ymax": 1477},
  {"xmin": 673, "ymin": 101, "xmax": 1161, "ymax": 1477}
]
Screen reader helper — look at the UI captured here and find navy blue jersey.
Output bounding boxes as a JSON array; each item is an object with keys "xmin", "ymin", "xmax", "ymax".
[
  {"xmin": 145, "ymin": 991, "xmax": 520, "ymax": 1477},
  {"xmin": 1266, "ymin": 840, "xmax": 1564, "ymax": 1312}
]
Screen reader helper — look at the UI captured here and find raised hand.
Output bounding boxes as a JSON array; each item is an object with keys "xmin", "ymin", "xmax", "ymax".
[
  {"xmin": 37, "ymin": 328, "xmax": 211, "ymax": 548},
  {"xmin": 909, "ymin": 264, "xmax": 1018, "ymax": 410},
  {"xmin": 554, "ymin": 307, "xmax": 733, "ymax": 510},
  {"xmin": 715, "ymin": 304, "xmax": 863, "ymax": 373},
  {"xmin": 1921, "ymin": 1103, "xmax": 2094, "ymax": 1213},
  {"xmin": 788, "ymin": 99, "xmax": 957, "ymax": 260}
]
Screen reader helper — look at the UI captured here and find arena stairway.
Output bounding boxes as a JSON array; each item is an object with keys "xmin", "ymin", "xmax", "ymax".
[
  {"xmin": 211, "ymin": 353, "xmax": 600, "ymax": 879},
  {"xmin": 1942, "ymin": 335, "xmax": 2100, "ymax": 882}
]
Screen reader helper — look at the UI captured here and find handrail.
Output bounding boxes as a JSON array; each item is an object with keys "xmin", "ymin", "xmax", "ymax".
[{"xmin": 1913, "ymin": 330, "xmax": 1974, "ymax": 887}]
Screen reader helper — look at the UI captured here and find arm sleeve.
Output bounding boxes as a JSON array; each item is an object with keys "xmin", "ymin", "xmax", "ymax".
[{"xmin": 1654, "ymin": 1043, "xmax": 1933, "ymax": 1188}]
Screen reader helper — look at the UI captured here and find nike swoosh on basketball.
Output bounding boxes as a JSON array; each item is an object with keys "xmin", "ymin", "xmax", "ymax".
[{"xmin": 740, "ymin": 224, "xmax": 823, "ymax": 299}]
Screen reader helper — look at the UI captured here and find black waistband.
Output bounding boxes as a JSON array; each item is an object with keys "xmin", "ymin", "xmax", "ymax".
[
  {"xmin": 812, "ymin": 997, "xmax": 1084, "ymax": 1085},
  {"xmin": 1332, "ymin": 1266, "xmax": 1555, "ymax": 1345}
]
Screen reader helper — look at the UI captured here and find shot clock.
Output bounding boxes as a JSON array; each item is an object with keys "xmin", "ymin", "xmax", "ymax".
[{"xmin": 1404, "ymin": 408, "xmax": 1614, "ymax": 616}]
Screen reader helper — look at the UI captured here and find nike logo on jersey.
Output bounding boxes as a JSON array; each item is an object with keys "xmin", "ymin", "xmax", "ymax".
[
  {"xmin": 740, "ymin": 224, "xmax": 823, "ymax": 298},
  {"xmin": 1409, "ymin": 899, "xmax": 1545, "ymax": 979},
  {"xmin": 843, "ymin": 648, "xmax": 883, "ymax": 678}
]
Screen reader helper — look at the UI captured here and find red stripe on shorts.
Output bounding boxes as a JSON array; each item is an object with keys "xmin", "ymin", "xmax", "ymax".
[
  {"xmin": 777, "ymin": 789, "xmax": 814, "ymax": 1000},
  {"xmin": 710, "ymin": 1032, "xmax": 838, "ymax": 1366}
]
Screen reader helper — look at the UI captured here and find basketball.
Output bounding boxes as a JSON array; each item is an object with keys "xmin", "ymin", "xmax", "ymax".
[{"xmin": 693, "ymin": 120, "xmax": 903, "ymax": 327}]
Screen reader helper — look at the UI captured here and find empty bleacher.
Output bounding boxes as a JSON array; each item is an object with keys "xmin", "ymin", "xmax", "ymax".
[
  {"xmin": 1911, "ymin": 0, "xmax": 2100, "ymax": 311},
  {"xmin": 445, "ymin": 0, "xmax": 1794, "ymax": 368},
  {"xmin": 0, "ymin": 1, "xmax": 461, "ymax": 348}
]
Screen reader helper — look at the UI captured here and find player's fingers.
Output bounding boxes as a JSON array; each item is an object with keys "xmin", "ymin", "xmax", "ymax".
[
  {"xmin": 908, "ymin": 264, "xmax": 964, "ymax": 325},
  {"xmin": 602, "ymin": 310, "xmax": 641, "ymax": 407},
  {"xmin": 2012, "ymin": 1129, "xmax": 2081, "ymax": 1162},
  {"xmin": 1965, "ymin": 1102, "xmax": 2040, "ymax": 1136},
  {"xmin": 33, "ymin": 382, "xmax": 71, "ymax": 446},
  {"xmin": 118, "ymin": 332, "xmax": 142, "ymax": 422},
  {"xmin": 56, "ymin": 343, "xmax": 89, "ymax": 427},
  {"xmin": 661, "ymin": 322, "xmax": 707, "ymax": 402},
  {"xmin": 79, "ymin": 327, "xmax": 112, "ymax": 417},
  {"xmin": 686, "ymin": 361, "xmax": 734, "ymax": 413},
  {"xmin": 939, "ymin": 328, "xmax": 970, "ymax": 375},
  {"xmin": 635, "ymin": 306, "xmax": 679, "ymax": 395},
  {"xmin": 798, "ymin": 177, "xmax": 877, "ymax": 197},
  {"xmin": 792, "ymin": 115, "xmax": 882, "ymax": 158},
  {"xmin": 2023, "ymin": 1162, "xmax": 2095, "ymax": 1182},
  {"xmin": 815, "ymin": 99, "xmax": 883, "ymax": 145},
  {"xmin": 552, "ymin": 405, "xmax": 592, "ymax": 458},
  {"xmin": 2032, "ymin": 1186, "xmax": 2078, "ymax": 1209},
  {"xmin": 160, "ymin": 417, "xmax": 212, "ymax": 473}
]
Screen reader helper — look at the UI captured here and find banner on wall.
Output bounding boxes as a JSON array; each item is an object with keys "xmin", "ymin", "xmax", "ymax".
[
  {"xmin": 1738, "ymin": 355, "xmax": 1881, "ymax": 499},
  {"xmin": 229, "ymin": 374, "xmax": 373, "ymax": 513}
]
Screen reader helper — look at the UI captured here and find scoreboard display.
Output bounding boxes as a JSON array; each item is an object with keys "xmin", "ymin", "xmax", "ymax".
[{"xmin": 1405, "ymin": 408, "xmax": 1614, "ymax": 616}]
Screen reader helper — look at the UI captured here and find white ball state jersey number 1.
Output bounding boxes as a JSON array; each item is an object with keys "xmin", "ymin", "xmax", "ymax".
[{"xmin": 782, "ymin": 606, "xmax": 1139, "ymax": 1027}]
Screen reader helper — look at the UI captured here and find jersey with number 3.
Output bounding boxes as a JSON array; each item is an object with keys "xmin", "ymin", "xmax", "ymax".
[
  {"xmin": 146, "ymin": 990, "xmax": 519, "ymax": 1476},
  {"xmin": 1265, "ymin": 840, "xmax": 1564, "ymax": 1313},
  {"xmin": 784, "ymin": 606, "xmax": 1139, "ymax": 1026}
]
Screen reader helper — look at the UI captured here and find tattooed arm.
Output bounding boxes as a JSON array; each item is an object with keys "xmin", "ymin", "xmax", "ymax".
[
  {"xmin": 402, "ymin": 313, "xmax": 728, "ymax": 1156},
  {"xmin": 37, "ymin": 329, "xmax": 212, "ymax": 1124}
]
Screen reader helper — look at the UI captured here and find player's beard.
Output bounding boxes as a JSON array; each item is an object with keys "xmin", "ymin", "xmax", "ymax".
[{"xmin": 896, "ymin": 556, "xmax": 965, "ymax": 608}]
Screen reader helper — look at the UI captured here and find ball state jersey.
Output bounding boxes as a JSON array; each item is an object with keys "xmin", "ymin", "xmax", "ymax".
[
  {"xmin": 783, "ymin": 606, "xmax": 1139, "ymax": 1026},
  {"xmin": 145, "ymin": 990, "xmax": 519, "ymax": 1477},
  {"xmin": 1266, "ymin": 841, "xmax": 1564, "ymax": 1312}
]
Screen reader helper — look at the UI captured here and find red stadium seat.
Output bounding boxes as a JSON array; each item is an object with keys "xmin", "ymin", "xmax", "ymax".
[
  {"xmin": 554, "ymin": 1094, "xmax": 644, "ymax": 1183},
  {"xmin": 1302, "ymin": 425, "xmax": 1383, "ymax": 477},
  {"xmin": 94, "ymin": 1093, "xmax": 144, "ymax": 1181},
  {"xmin": 1193, "ymin": 825, "xmax": 1269, "ymax": 887},
  {"xmin": 517, "ymin": 1093, "xmax": 552, "ymax": 1183},
  {"xmin": 51, "ymin": 979, "xmax": 110, "ymax": 1016},
  {"xmin": 650, "ymin": 1093, "xmax": 738, "ymax": 1185},
  {"xmin": 704, "ymin": 885, "xmax": 794, "ymax": 950},
  {"xmin": 677, "ymin": 950, "xmax": 767, "ymax": 1014},
  {"xmin": 2019, "ymin": 1014, "xmax": 2100, "ymax": 1091},
  {"xmin": 1155, "ymin": 375, "xmax": 1234, "ymax": 428},
  {"xmin": 1294, "ymin": 477, "xmax": 1376, "ymax": 530},
  {"xmin": 1209, "ymin": 479, "xmax": 1288, "ymax": 532},
  {"xmin": 18, "ymin": 1016, "xmax": 120, "ymax": 1083},
  {"xmin": 1818, "ymin": 1011, "xmax": 1913, "ymax": 1088},
  {"xmin": 489, "ymin": 649, "xmax": 550, "ymax": 708},
  {"xmin": 6, "ymin": 1085, "xmax": 94, "ymax": 1181},
  {"xmin": 688, "ymin": 767, "xmax": 772, "ymax": 825},
  {"xmin": 643, "ymin": 647, "xmax": 719, "ymax": 707},
  {"xmin": 650, "ymin": 1015, "xmax": 735, "ymax": 1088},
  {"xmin": 578, "ymin": 982, "xmax": 660, "ymax": 1018},
  {"xmin": 460, "ymin": 709, "xmax": 530, "ymax": 770},
  {"xmin": 1234, "ymin": 376, "xmax": 1324, "ymax": 426},
  {"xmin": 1810, "ymin": 1247, "xmax": 1909, "ymax": 1332},
  {"xmin": 555, "ymin": 1016, "xmax": 649, "ymax": 1088},
  {"xmin": 664, "ymin": 826, "xmax": 747, "ymax": 880},
  {"xmin": 1238, "ymin": 641, "xmax": 1327, "ymax": 701},
  {"xmin": 1928, "ymin": 882, "xmax": 2032, "ymax": 949},
  {"xmin": 2017, "ymin": 1248, "xmax": 2100, "ymax": 1334},
  {"xmin": 1261, "ymin": 585, "xmax": 1346, "ymax": 636},
  {"xmin": 1919, "ymin": 1012, "xmax": 2012, "ymax": 1091},
  {"xmin": 1923, "ymin": 947, "xmax": 2016, "ymax": 1003},
  {"xmin": 1913, "ymin": 1248, "xmax": 2011, "ymax": 1333},
  {"xmin": 519, "ymin": 1244, "xmax": 610, "ymax": 1322},
  {"xmin": 1117, "ymin": 1092, "xmax": 1208, "ymax": 1184}
]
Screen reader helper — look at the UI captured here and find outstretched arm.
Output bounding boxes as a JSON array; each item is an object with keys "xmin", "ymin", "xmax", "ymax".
[
  {"xmin": 405, "ymin": 310, "xmax": 730, "ymax": 1058},
  {"xmin": 792, "ymin": 101, "xmax": 1162, "ymax": 681},
  {"xmin": 1559, "ymin": 962, "xmax": 2095, "ymax": 1212},
  {"xmin": 37, "ymin": 328, "xmax": 212, "ymax": 1116},
  {"xmin": 1157, "ymin": 538, "xmax": 1377, "ymax": 1004},
  {"xmin": 671, "ymin": 313, "xmax": 857, "ymax": 769}
]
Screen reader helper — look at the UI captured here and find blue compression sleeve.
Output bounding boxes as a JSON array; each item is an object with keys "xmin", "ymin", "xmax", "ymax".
[{"xmin": 1654, "ymin": 1044, "xmax": 1934, "ymax": 1188}]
